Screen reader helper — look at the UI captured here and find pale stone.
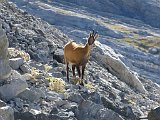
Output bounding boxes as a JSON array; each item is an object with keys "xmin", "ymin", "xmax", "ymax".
[
  {"xmin": 0, "ymin": 22, "xmax": 11, "ymax": 79},
  {"xmin": 0, "ymin": 106, "xmax": 14, "ymax": 120},
  {"xmin": 93, "ymin": 41, "xmax": 146, "ymax": 93}
]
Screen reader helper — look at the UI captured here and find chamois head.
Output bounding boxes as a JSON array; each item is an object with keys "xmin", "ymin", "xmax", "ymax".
[{"xmin": 88, "ymin": 30, "xmax": 99, "ymax": 45}]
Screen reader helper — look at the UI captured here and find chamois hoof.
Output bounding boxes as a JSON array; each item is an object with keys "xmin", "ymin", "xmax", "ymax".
[
  {"xmin": 79, "ymin": 81, "xmax": 84, "ymax": 86},
  {"xmin": 84, "ymin": 80, "xmax": 88, "ymax": 84}
]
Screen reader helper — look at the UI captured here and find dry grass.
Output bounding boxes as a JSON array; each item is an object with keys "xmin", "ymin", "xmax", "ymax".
[
  {"xmin": 106, "ymin": 23, "xmax": 133, "ymax": 33},
  {"xmin": 119, "ymin": 34, "xmax": 160, "ymax": 53},
  {"xmin": 46, "ymin": 77, "xmax": 65, "ymax": 93},
  {"xmin": 84, "ymin": 82, "xmax": 97, "ymax": 92},
  {"xmin": 30, "ymin": 67, "xmax": 40, "ymax": 80},
  {"xmin": 44, "ymin": 64, "xmax": 52, "ymax": 72},
  {"xmin": 8, "ymin": 48, "xmax": 30, "ymax": 62}
]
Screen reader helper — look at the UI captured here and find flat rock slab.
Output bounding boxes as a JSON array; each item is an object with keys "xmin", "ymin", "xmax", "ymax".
[
  {"xmin": 9, "ymin": 57, "xmax": 24, "ymax": 70},
  {"xmin": 0, "ymin": 78, "xmax": 28, "ymax": 101},
  {"xmin": 0, "ymin": 106, "xmax": 14, "ymax": 120}
]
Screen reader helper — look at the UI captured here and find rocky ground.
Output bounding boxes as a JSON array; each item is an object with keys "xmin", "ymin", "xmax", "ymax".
[{"xmin": 0, "ymin": 1, "xmax": 160, "ymax": 120}]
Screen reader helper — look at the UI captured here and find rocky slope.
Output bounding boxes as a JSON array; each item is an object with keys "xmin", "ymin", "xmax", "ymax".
[
  {"xmin": 9, "ymin": 0, "xmax": 160, "ymax": 84},
  {"xmin": 0, "ymin": 1, "xmax": 160, "ymax": 120}
]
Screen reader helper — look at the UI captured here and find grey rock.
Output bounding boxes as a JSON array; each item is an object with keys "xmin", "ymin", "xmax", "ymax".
[
  {"xmin": 0, "ymin": 106, "xmax": 14, "ymax": 120},
  {"xmin": 53, "ymin": 48, "xmax": 64, "ymax": 63},
  {"xmin": 48, "ymin": 114, "xmax": 61, "ymax": 120},
  {"xmin": 9, "ymin": 70, "xmax": 23, "ymax": 80},
  {"xmin": 97, "ymin": 109, "xmax": 124, "ymax": 120},
  {"xmin": 52, "ymin": 72, "xmax": 63, "ymax": 78},
  {"xmin": 57, "ymin": 111, "xmax": 74, "ymax": 119},
  {"xmin": 121, "ymin": 106, "xmax": 137, "ymax": 119},
  {"xmin": 14, "ymin": 111, "xmax": 36, "ymax": 120},
  {"xmin": 28, "ymin": 49, "xmax": 39, "ymax": 61},
  {"xmin": 29, "ymin": 109, "xmax": 41, "ymax": 115},
  {"xmin": 50, "ymin": 106, "xmax": 59, "ymax": 114},
  {"xmin": 0, "ymin": 23, "xmax": 11, "ymax": 79},
  {"xmin": 76, "ymin": 100, "xmax": 124, "ymax": 120},
  {"xmin": 37, "ymin": 50, "xmax": 49, "ymax": 63},
  {"xmin": 88, "ymin": 92, "xmax": 101, "ymax": 104},
  {"xmin": 148, "ymin": 47, "xmax": 159, "ymax": 55},
  {"xmin": 101, "ymin": 96, "xmax": 117, "ymax": 111},
  {"xmin": 37, "ymin": 42, "xmax": 49, "ymax": 51},
  {"xmin": 18, "ymin": 88, "xmax": 45, "ymax": 102},
  {"xmin": 148, "ymin": 107, "xmax": 160, "ymax": 120},
  {"xmin": 46, "ymin": 91, "xmax": 63, "ymax": 101},
  {"xmin": 0, "ymin": 116, "xmax": 4, "ymax": 120},
  {"xmin": 29, "ymin": 62, "xmax": 45, "ymax": 71},
  {"xmin": 93, "ymin": 41, "xmax": 146, "ymax": 93},
  {"xmin": 20, "ymin": 63, "xmax": 31, "ymax": 73},
  {"xmin": 14, "ymin": 98, "xmax": 24, "ymax": 110},
  {"xmin": 56, "ymin": 100, "xmax": 69, "ymax": 108},
  {"xmin": 0, "ymin": 100, "xmax": 6, "ymax": 107},
  {"xmin": 68, "ymin": 93, "xmax": 84, "ymax": 104},
  {"xmin": 9, "ymin": 57, "xmax": 24, "ymax": 70},
  {"xmin": 48, "ymin": 41, "xmax": 58, "ymax": 54},
  {"xmin": 36, "ymin": 42, "xmax": 50, "ymax": 63},
  {"xmin": 36, "ymin": 113, "xmax": 48, "ymax": 120},
  {"xmin": 2, "ymin": 22, "xmax": 10, "ymax": 32},
  {"xmin": 0, "ymin": 78, "xmax": 28, "ymax": 101}
]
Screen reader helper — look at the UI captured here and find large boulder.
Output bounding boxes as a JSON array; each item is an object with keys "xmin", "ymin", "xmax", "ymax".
[
  {"xmin": 9, "ymin": 57, "xmax": 24, "ymax": 70},
  {"xmin": 18, "ymin": 88, "xmax": 45, "ymax": 102},
  {"xmin": 0, "ymin": 106, "xmax": 14, "ymax": 120},
  {"xmin": 53, "ymin": 48, "xmax": 64, "ymax": 63},
  {"xmin": 0, "ymin": 70, "xmax": 28, "ymax": 101},
  {"xmin": 0, "ymin": 22, "xmax": 11, "ymax": 79},
  {"xmin": 148, "ymin": 107, "xmax": 160, "ymax": 120},
  {"xmin": 36, "ymin": 42, "xmax": 50, "ymax": 63},
  {"xmin": 92, "ymin": 41, "xmax": 146, "ymax": 93},
  {"xmin": 75, "ymin": 100, "xmax": 124, "ymax": 120}
]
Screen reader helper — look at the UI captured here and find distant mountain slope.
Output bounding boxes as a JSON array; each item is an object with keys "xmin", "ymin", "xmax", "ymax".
[{"xmin": 53, "ymin": 0, "xmax": 160, "ymax": 28}]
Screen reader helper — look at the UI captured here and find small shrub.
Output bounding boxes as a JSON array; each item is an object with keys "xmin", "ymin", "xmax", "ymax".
[
  {"xmin": 44, "ymin": 64, "xmax": 52, "ymax": 72},
  {"xmin": 8, "ymin": 48, "xmax": 30, "ymax": 62},
  {"xmin": 84, "ymin": 82, "xmax": 97, "ymax": 92},
  {"xmin": 46, "ymin": 77, "xmax": 65, "ymax": 93},
  {"xmin": 30, "ymin": 67, "xmax": 40, "ymax": 80}
]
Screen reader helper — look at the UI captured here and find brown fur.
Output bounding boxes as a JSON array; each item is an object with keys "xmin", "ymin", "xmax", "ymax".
[{"xmin": 64, "ymin": 30, "xmax": 98, "ymax": 84}]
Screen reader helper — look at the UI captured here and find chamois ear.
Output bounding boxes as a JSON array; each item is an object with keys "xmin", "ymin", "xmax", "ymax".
[{"xmin": 90, "ymin": 33, "xmax": 92, "ymax": 37}]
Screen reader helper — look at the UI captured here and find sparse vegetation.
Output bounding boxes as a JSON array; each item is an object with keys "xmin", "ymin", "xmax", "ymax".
[
  {"xmin": 44, "ymin": 64, "xmax": 52, "ymax": 73},
  {"xmin": 8, "ymin": 48, "xmax": 30, "ymax": 62},
  {"xmin": 118, "ymin": 34, "xmax": 160, "ymax": 53},
  {"xmin": 46, "ymin": 76, "xmax": 65, "ymax": 93},
  {"xmin": 30, "ymin": 67, "xmax": 40, "ymax": 80},
  {"xmin": 84, "ymin": 82, "xmax": 97, "ymax": 92},
  {"xmin": 105, "ymin": 23, "xmax": 133, "ymax": 33}
]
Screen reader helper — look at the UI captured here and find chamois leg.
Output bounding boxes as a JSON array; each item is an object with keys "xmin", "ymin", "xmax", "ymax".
[
  {"xmin": 82, "ymin": 64, "xmax": 86, "ymax": 80},
  {"xmin": 66, "ymin": 63, "xmax": 69, "ymax": 81},
  {"xmin": 80, "ymin": 64, "xmax": 86, "ymax": 86},
  {"xmin": 76, "ymin": 66, "xmax": 81, "ymax": 78},
  {"xmin": 76, "ymin": 65, "xmax": 83, "ymax": 86},
  {"xmin": 72, "ymin": 65, "xmax": 76, "ymax": 79}
]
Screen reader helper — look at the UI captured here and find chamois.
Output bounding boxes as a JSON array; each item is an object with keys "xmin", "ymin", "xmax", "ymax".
[{"xmin": 64, "ymin": 30, "xmax": 98, "ymax": 85}]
